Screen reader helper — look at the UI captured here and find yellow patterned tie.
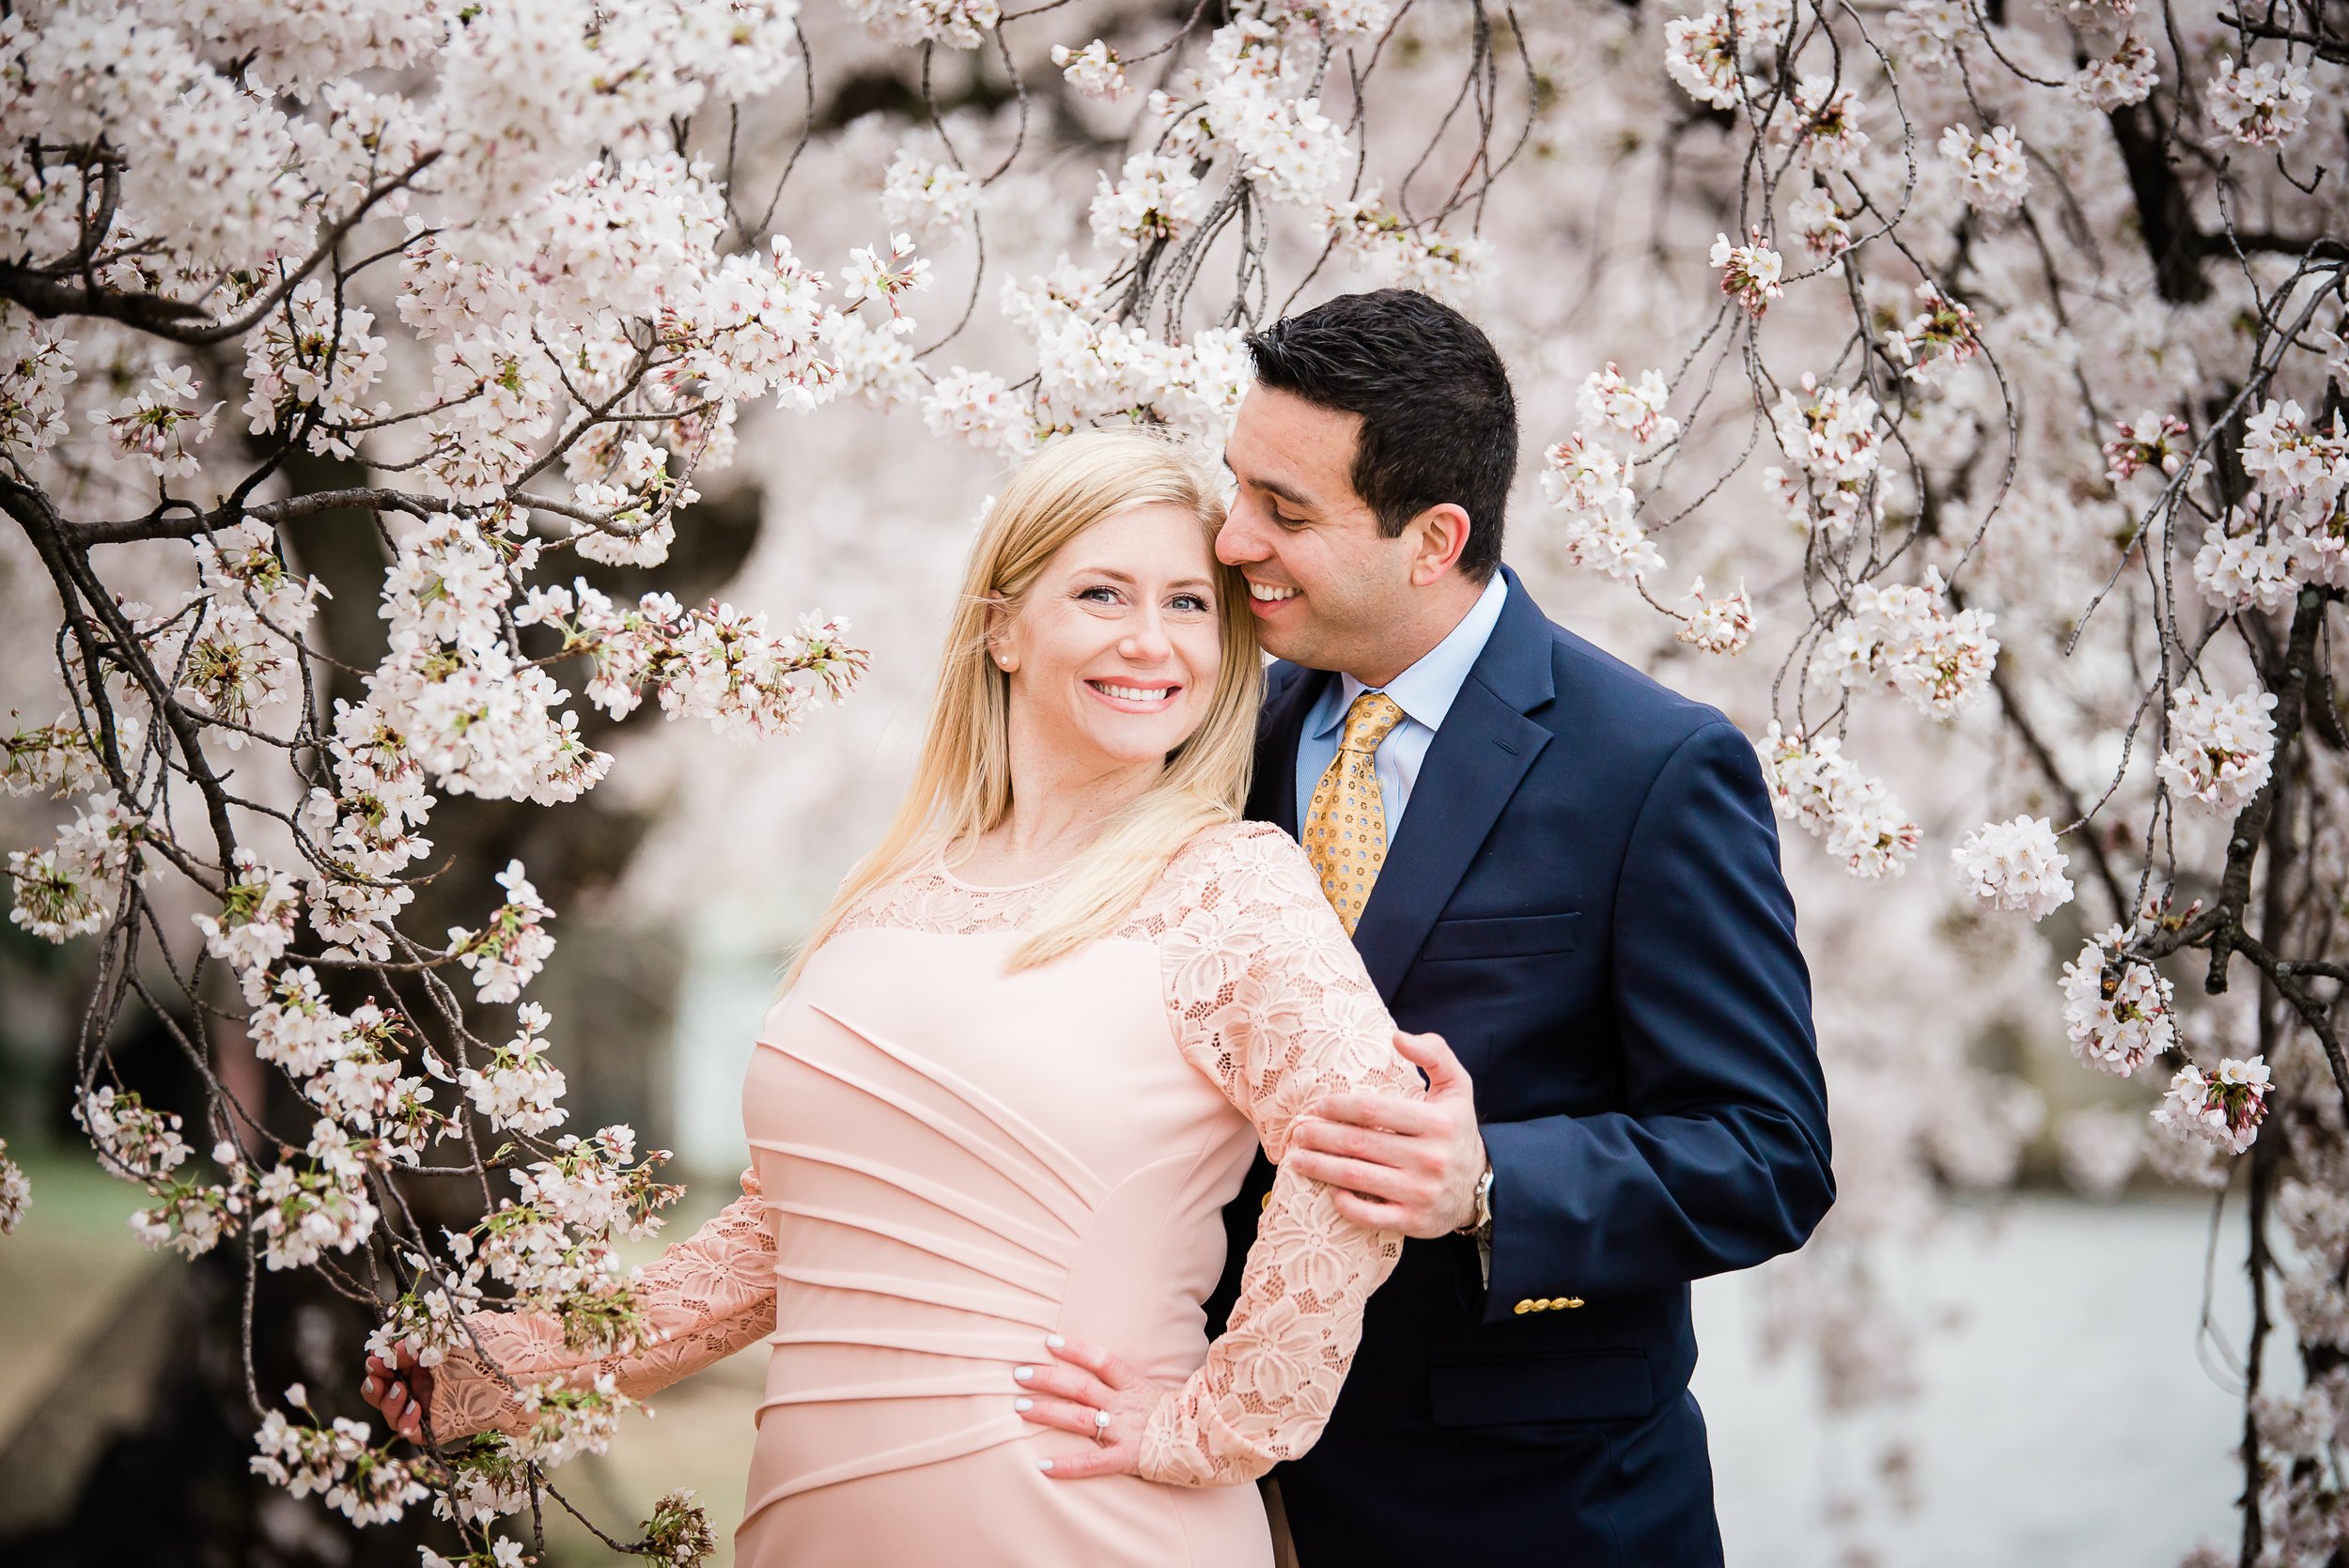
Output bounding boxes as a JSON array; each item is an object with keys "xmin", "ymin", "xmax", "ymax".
[{"xmin": 1302, "ymin": 691, "xmax": 1408, "ymax": 935}]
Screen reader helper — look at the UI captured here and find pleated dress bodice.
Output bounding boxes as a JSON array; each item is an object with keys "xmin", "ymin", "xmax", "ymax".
[{"xmin": 739, "ymin": 919, "xmax": 1262, "ymax": 1515}]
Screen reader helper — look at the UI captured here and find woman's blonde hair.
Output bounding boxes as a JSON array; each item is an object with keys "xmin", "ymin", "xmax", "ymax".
[{"xmin": 781, "ymin": 427, "xmax": 1258, "ymax": 988}]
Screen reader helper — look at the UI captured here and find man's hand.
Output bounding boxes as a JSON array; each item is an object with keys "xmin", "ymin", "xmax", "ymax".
[{"xmin": 1285, "ymin": 1029, "xmax": 1486, "ymax": 1239}]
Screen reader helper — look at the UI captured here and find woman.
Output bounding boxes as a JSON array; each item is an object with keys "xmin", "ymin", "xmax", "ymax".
[{"xmin": 361, "ymin": 428, "xmax": 1422, "ymax": 1566}]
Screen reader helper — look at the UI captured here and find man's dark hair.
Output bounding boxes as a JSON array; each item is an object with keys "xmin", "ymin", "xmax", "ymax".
[{"xmin": 1243, "ymin": 288, "xmax": 1517, "ymax": 582}]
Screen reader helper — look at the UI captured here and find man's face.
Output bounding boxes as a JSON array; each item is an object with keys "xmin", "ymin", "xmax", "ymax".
[{"xmin": 1216, "ymin": 385, "xmax": 1420, "ymax": 675}]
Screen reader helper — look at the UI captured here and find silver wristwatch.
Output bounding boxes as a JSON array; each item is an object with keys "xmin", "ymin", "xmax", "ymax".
[{"xmin": 1455, "ymin": 1158, "xmax": 1494, "ymax": 1242}]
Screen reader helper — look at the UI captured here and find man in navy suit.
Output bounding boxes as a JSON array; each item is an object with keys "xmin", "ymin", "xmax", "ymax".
[{"xmin": 1205, "ymin": 288, "xmax": 1835, "ymax": 1565}]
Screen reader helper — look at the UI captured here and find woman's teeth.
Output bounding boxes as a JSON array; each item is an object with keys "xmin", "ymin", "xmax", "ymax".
[
  {"xmin": 1249, "ymin": 582, "xmax": 1300, "ymax": 602},
  {"xmin": 1092, "ymin": 682, "xmax": 1174, "ymax": 704}
]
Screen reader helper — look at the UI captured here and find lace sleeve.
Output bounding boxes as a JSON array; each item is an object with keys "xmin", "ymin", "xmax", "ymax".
[
  {"xmin": 428, "ymin": 1167, "xmax": 777, "ymax": 1443},
  {"xmin": 1137, "ymin": 823, "xmax": 1422, "ymax": 1487}
]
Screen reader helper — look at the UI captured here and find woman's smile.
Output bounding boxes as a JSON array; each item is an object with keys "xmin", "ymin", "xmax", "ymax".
[{"xmin": 1085, "ymin": 678, "xmax": 1182, "ymax": 710}]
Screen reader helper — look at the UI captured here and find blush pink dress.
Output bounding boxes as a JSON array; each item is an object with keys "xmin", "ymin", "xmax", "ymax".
[{"xmin": 428, "ymin": 821, "xmax": 1419, "ymax": 1566}]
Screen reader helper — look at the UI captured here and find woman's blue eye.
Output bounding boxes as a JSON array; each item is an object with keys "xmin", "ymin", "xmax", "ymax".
[
  {"xmin": 1171, "ymin": 593, "xmax": 1210, "ymax": 613},
  {"xmin": 1078, "ymin": 584, "xmax": 1120, "ymax": 604}
]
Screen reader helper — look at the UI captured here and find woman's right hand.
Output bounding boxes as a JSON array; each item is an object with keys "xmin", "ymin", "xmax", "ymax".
[{"xmin": 361, "ymin": 1344, "xmax": 435, "ymax": 1443}]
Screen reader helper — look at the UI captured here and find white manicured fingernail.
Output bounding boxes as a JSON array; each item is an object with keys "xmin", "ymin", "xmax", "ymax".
[
  {"xmin": 1046, "ymin": 1334, "xmax": 1065, "ymax": 1348},
  {"xmin": 1014, "ymin": 1366, "xmax": 1033, "ymax": 1381},
  {"xmin": 1037, "ymin": 1459, "xmax": 1054, "ymax": 1472},
  {"xmin": 1014, "ymin": 1397, "xmax": 1033, "ymax": 1411}
]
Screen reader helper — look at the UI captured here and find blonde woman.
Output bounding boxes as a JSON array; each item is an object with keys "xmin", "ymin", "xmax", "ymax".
[{"xmin": 360, "ymin": 428, "xmax": 1421, "ymax": 1567}]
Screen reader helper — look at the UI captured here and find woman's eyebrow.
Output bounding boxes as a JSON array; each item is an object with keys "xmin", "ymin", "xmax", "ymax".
[{"xmin": 1070, "ymin": 567, "xmax": 1216, "ymax": 593}]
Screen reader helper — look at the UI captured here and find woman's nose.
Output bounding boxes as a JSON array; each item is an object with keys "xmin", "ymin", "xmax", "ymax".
[{"xmin": 1121, "ymin": 609, "xmax": 1173, "ymax": 661}]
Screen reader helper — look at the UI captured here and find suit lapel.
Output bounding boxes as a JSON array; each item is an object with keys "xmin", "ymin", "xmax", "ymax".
[
  {"xmin": 1246, "ymin": 661, "xmax": 1328, "ymax": 837},
  {"xmin": 1350, "ymin": 569, "xmax": 1558, "ymax": 997}
]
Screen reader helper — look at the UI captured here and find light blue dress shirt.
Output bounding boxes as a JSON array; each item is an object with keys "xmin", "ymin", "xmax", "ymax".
[{"xmin": 1293, "ymin": 572, "xmax": 1510, "ymax": 835}]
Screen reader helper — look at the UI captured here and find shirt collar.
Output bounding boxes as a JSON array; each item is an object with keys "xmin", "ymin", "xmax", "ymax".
[{"xmin": 1308, "ymin": 571, "xmax": 1511, "ymax": 740}]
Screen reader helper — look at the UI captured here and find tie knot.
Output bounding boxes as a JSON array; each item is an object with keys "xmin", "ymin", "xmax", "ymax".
[{"xmin": 1338, "ymin": 691, "xmax": 1407, "ymax": 754}]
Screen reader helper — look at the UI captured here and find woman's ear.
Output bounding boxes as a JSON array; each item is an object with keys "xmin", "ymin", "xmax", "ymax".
[{"xmin": 984, "ymin": 598, "xmax": 1018, "ymax": 672}]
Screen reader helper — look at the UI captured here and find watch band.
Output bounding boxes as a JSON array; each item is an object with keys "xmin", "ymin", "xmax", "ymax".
[{"xmin": 1455, "ymin": 1159, "xmax": 1494, "ymax": 1239}]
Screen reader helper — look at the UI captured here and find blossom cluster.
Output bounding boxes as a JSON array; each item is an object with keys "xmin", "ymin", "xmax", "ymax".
[
  {"xmin": 2059, "ymin": 924, "xmax": 2180, "ymax": 1075},
  {"xmin": 1757, "ymin": 722, "xmax": 1921, "ymax": 878},
  {"xmin": 1764, "ymin": 375, "xmax": 1882, "ymax": 536},
  {"xmin": 253, "ymin": 1385, "xmax": 429, "ymax": 1527},
  {"xmin": 1322, "ymin": 188, "xmax": 1490, "ymax": 302},
  {"xmin": 1710, "ymin": 228, "xmax": 1786, "ymax": 318},
  {"xmin": 2102, "ymin": 410, "xmax": 2191, "ymax": 485},
  {"xmin": 925, "ymin": 5, "xmax": 1476, "ymax": 453},
  {"xmin": 1664, "ymin": 0, "xmax": 1794, "ymax": 110},
  {"xmin": 1537, "ymin": 363, "xmax": 1688, "ymax": 589},
  {"xmin": 1675, "ymin": 578, "xmax": 1756, "ymax": 656},
  {"xmin": 1051, "ymin": 39, "xmax": 1127, "ymax": 99},
  {"xmin": 1882, "ymin": 285, "xmax": 1982, "ymax": 387},
  {"xmin": 8, "ymin": 789, "xmax": 150, "ymax": 941},
  {"xmin": 2072, "ymin": 37, "xmax": 2159, "ymax": 109},
  {"xmin": 2155, "ymin": 685, "xmax": 2279, "ymax": 815},
  {"xmin": 0, "ymin": 1139, "xmax": 26, "ymax": 1234},
  {"xmin": 2206, "ymin": 54, "xmax": 2313, "ymax": 147},
  {"xmin": 882, "ymin": 149, "xmax": 978, "ymax": 239},
  {"xmin": 1937, "ymin": 123, "xmax": 2030, "ymax": 213},
  {"xmin": 1809, "ymin": 567, "xmax": 1999, "ymax": 720},
  {"xmin": 1767, "ymin": 76, "xmax": 1872, "ymax": 175},
  {"xmin": 1950, "ymin": 816, "xmax": 2075, "ymax": 920},
  {"xmin": 2155, "ymin": 1057, "xmax": 2273, "ymax": 1156},
  {"xmin": 2191, "ymin": 512, "xmax": 2299, "ymax": 614}
]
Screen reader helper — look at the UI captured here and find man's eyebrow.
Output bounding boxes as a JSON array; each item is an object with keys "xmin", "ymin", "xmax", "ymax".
[{"xmin": 1224, "ymin": 457, "xmax": 1315, "ymax": 510}]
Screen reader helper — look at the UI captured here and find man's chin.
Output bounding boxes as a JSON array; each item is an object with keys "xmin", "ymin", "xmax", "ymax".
[{"xmin": 1259, "ymin": 626, "xmax": 1338, "ymax": 672}]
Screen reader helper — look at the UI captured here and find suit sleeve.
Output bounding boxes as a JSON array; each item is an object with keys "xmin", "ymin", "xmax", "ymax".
[{"xmin": 1478, "ymin": 719, "xmax": 1833, "ymax": 1319}]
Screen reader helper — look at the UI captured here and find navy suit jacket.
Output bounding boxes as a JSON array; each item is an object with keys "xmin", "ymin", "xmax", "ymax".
[{"xmin": 1210, "ymin": 566, "xmax": 1833, "ymax": 1567}]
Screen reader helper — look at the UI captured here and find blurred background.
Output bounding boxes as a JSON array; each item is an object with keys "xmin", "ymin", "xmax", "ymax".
[{"xmin": 0, "ymin": 0, "xmax": 2288, "ymax": 1563}]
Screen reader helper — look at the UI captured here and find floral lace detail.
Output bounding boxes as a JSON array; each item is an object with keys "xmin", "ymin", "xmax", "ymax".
[
  {"xmin": 828, "ymin": 853, "xmax": 1066, "ymax": 939},
  {"xmin": 428, "ymin": 1168, "xmax": 777, "ymax": 1443},
  {"xmin": 1133, "ymin": 821, "xmax": 1420, "ymax": 1487}
]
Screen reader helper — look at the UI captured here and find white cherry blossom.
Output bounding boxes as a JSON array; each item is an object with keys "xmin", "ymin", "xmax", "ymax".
[
  {"xmin": 1951, "ymin": 815, "xmax": 2076, "ymax": 919},
  {"xmin": 2156, "ymin": 685, "xmax": 2279, "ymax": 814}
]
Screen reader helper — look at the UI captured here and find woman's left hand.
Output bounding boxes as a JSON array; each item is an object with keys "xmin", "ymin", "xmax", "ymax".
[{"xmin": 1012, "ymin": 1334, "xmax": 1167, "ymax": 1479}]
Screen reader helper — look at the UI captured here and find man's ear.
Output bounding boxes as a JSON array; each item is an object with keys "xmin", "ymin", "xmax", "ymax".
[{"xmin": 1404, "ymin": 503, "xmax": 1473, "ymax": 586}]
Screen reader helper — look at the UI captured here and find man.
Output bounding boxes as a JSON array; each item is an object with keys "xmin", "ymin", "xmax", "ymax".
[{"xmin": 1206, "ymin": 288, "xmax": 1834, "ymax": 1565}]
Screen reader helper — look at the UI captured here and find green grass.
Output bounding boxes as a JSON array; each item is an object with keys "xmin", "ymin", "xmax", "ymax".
[{"xmin": 0, "ymin": 1138, "xmax": 159, "ymax": 1444}]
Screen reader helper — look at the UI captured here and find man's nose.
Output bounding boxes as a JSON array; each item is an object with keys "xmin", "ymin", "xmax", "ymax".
[{"xmin": 1215, "ymin": 505, "xmax": 1266, "ymax": 565}]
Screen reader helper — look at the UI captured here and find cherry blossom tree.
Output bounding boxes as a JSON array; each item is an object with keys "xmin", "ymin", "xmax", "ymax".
[
  {"xmin": 2, "ymin": 0, "xmax": 2344, "ymax": 1563},
  {"xmin": 1, "ymin": 2, "xmax": 887, "ymax": 1560}
]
